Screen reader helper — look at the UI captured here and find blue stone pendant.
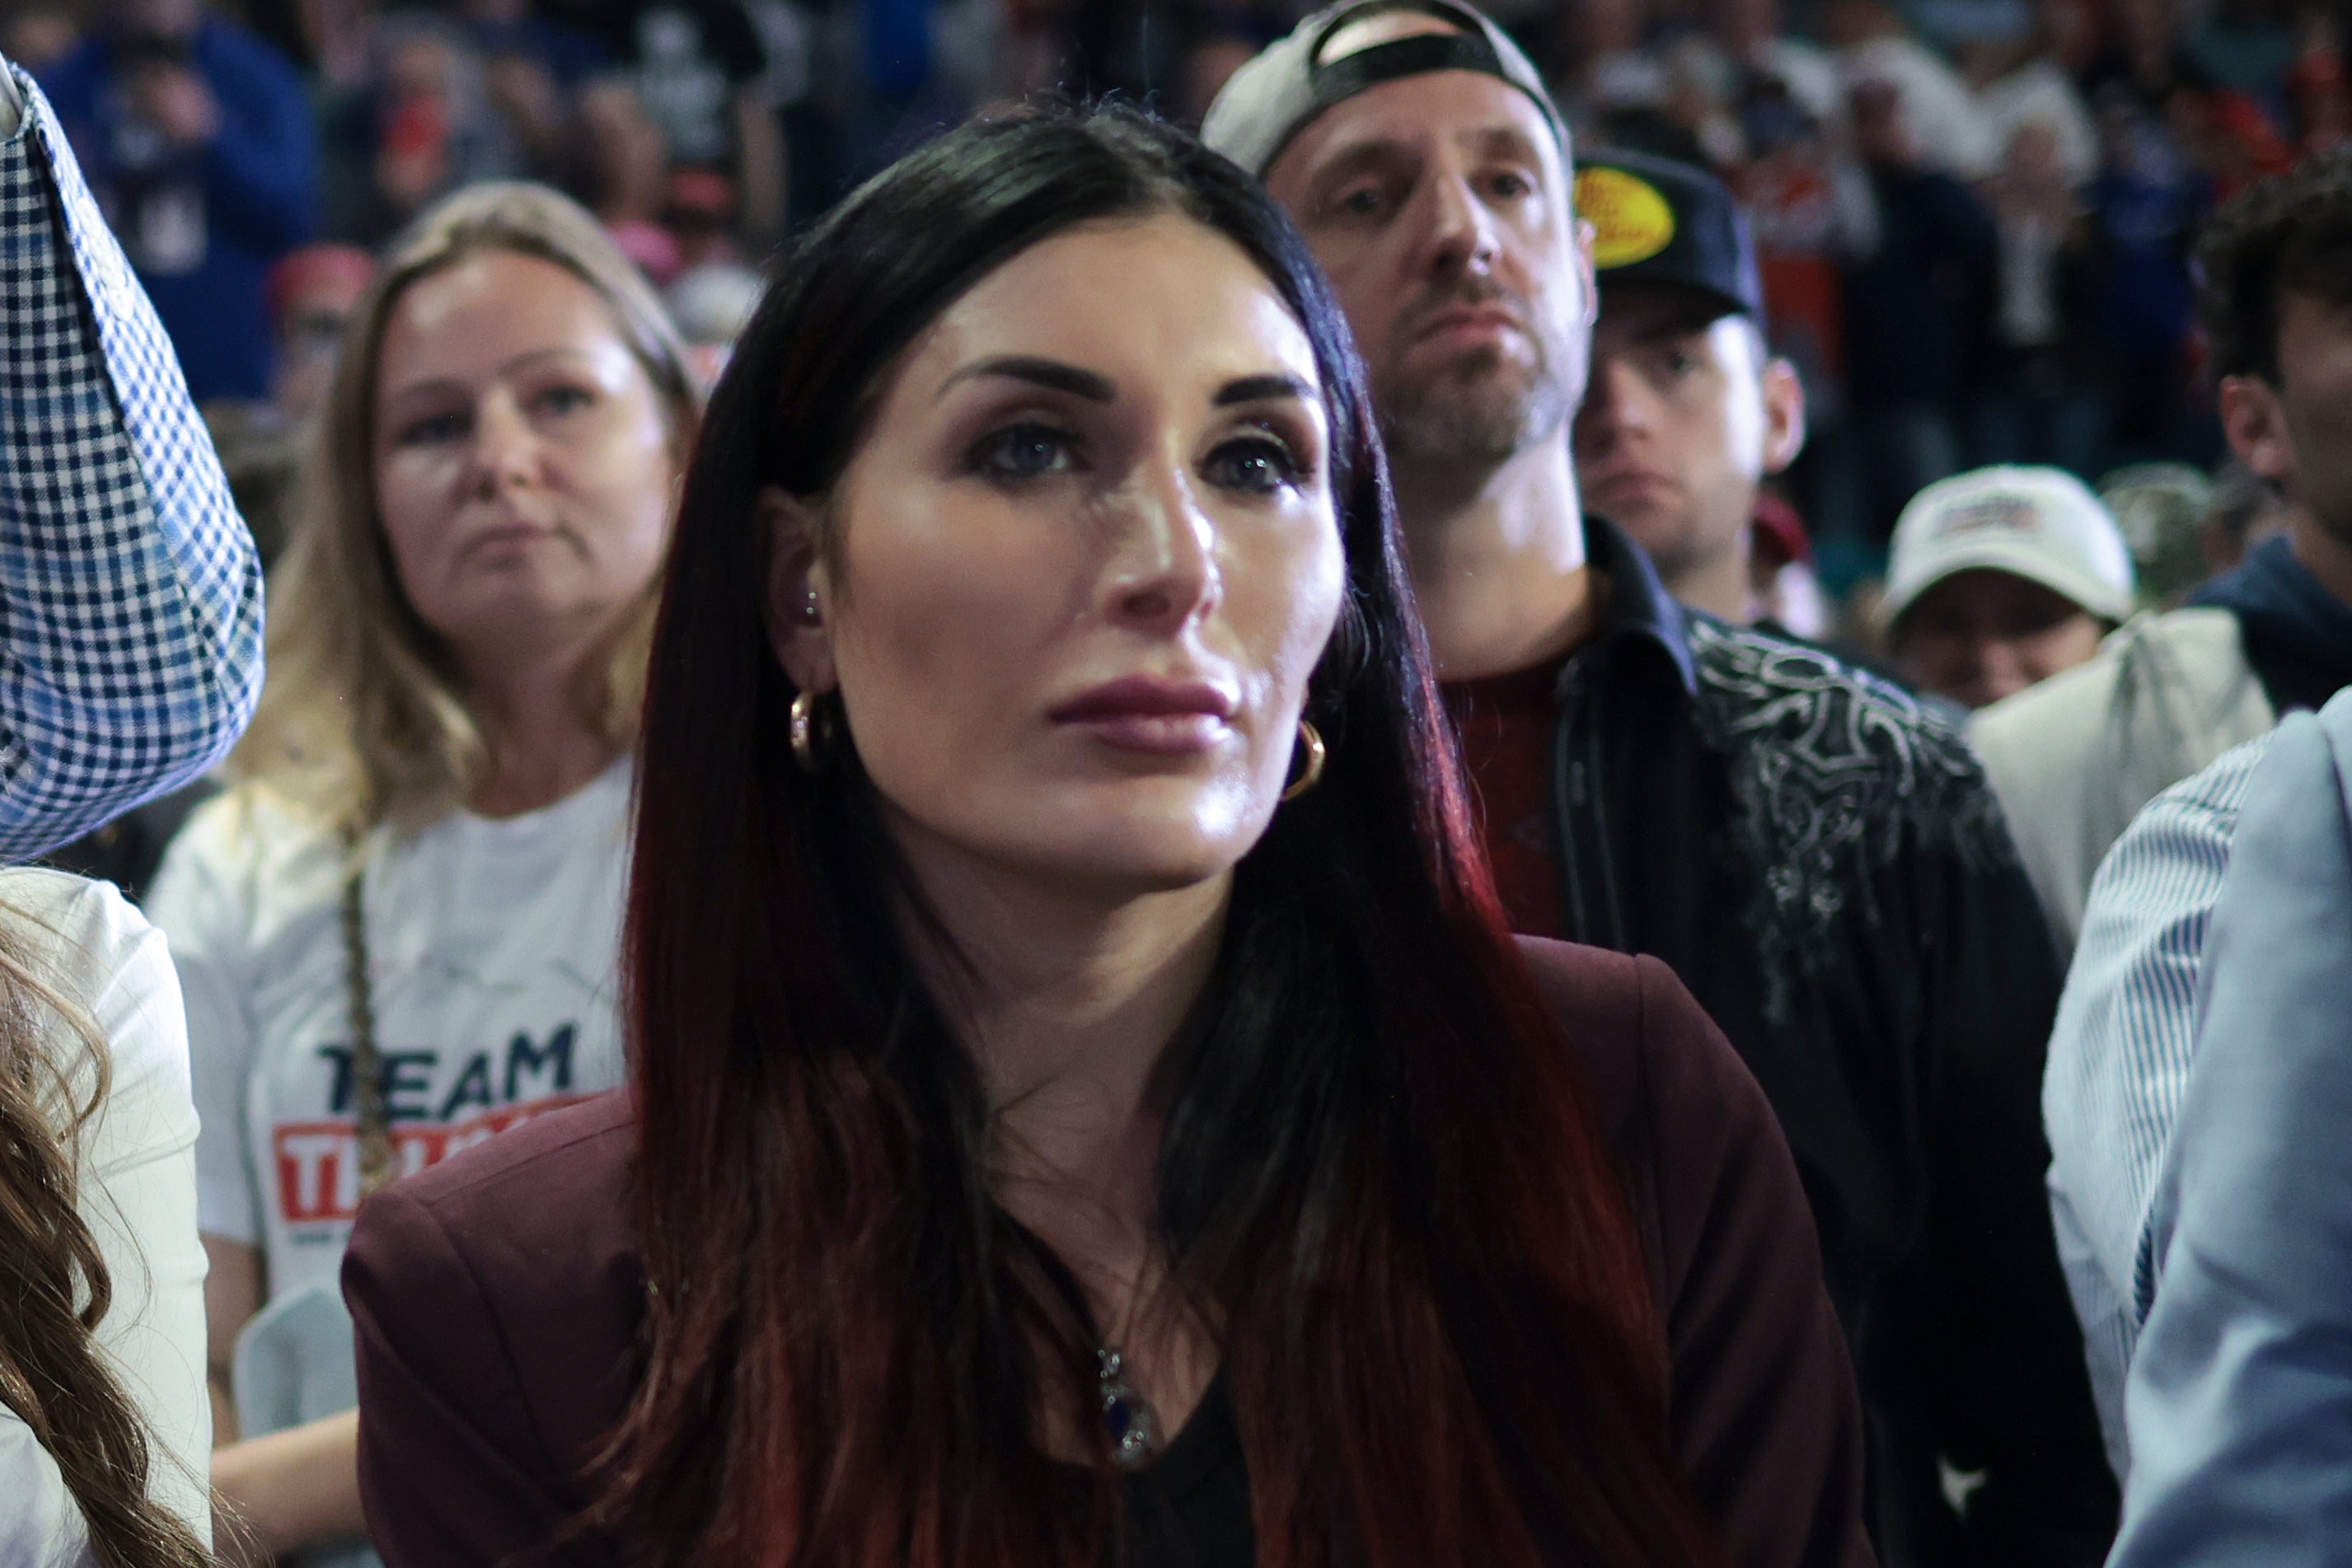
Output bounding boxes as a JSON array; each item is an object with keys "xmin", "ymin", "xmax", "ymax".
[{"xmin": 1098, "ymin": 1346, "xmax": 1162, "ymax": 1470}]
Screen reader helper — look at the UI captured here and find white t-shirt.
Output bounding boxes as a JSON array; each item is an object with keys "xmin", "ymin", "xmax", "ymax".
[
  {"xmin": 0, "ymin": 868, "xmax": 213, "ymax": 1563},
  {"xmin": 150, "ymin": 763, "xmax": 632, "ymax": 1320}
]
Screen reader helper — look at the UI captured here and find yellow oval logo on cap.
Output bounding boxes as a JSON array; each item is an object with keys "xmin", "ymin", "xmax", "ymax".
[{"xmin": 1576, "ymin": 167, "xmax": 1675, "ymax": 269}]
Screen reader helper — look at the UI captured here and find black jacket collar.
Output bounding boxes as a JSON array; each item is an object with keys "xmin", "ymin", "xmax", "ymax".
[{"xmin": 1574, "ymin": 513, "xmax": 1699, "ymax": 698}]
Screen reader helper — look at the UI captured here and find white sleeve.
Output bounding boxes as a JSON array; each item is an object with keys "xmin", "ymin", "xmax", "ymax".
[
  {"xmin": 144, "ymin": 799, "xmax": 267, "ymax": 1248},
  {"xmin": 0, "ymin": 1411, "xmax": 96, "ymax": 1568},
  {"xmin": 0, "ymin": 869, "xmax": 212, "ymax": 1545},
  {"xmin": 1778, "ymin": 44, "xmax": 1844, "ymax": 129},
  {"xmin": 59, "ymin": 881, "xmax": 213, "ymax": 1543},
  {"xmin": 2042, "ymin": 73, "xmax": 2101, "ymax": 190},
  {"xmin": 1921, "ymin": 61, "xmax": 1998, "ymax": 178}
]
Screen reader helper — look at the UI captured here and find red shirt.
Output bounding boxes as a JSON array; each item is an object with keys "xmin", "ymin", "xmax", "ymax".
[{"xmin": 1444, "ymin": 663, "xmax": 1566, "ymax": 938}]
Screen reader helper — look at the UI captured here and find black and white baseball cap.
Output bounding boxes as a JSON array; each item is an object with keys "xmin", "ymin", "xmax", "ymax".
[{"xmin": 1200, "ymin": 1, "xmax": 1564, "ymax": 180}]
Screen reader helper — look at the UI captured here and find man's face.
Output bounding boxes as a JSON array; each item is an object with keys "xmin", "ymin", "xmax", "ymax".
[
  {"xmin": 1263, "ymin": 57, "xmax": 1591, "ymax": 469},
  {"xmin": 2272, "ymin": 289, "xmax": 2352, "ymax": 545},
  {"xmin": 1574, "ymin": 282, "xmax": 1796, "ymax": 581}
]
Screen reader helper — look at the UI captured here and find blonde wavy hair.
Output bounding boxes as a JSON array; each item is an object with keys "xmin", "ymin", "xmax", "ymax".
[{"xmin": 231, "ymin": 181, "xmax": 705, "ymax": 835}]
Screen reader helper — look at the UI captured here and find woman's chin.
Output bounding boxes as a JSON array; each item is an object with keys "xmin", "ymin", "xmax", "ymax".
[
  {"xmin": 1031, "ymin": 829, "xmax": 1254, "ymax": 898},
  {"xmin": 963, "ymin": 808, "xmax": 1267, "ymax": 901},
  {"xmin": 876, "ymin": 771, "xmax": 1279, "ymax": 906},
  {"xmin": 1050, "ymin": 784, "xmax": 1275, "ymax": 878},
  {"xmin": 429, "ymin": 589, "xmax": 621, "ymax": 658}
]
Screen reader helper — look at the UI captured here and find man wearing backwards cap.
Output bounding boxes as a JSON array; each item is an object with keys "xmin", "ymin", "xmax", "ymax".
[
  {"xmin": 1879, "ymin": 466, "xmax": 2136, "ymax": 712},
  {"xmin": 1205, "ymin": 12, "xmax": 2116, "ymax": 1566},
  {"xmin": 1570, "ymin": 147, "xmax": 1810, "ymax": 628}
]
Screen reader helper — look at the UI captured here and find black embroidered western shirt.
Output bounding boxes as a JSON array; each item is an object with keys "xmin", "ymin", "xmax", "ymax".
[{"xmin": 1445, "ymin": 517, "xmax": 2115, "ymax": 1568}]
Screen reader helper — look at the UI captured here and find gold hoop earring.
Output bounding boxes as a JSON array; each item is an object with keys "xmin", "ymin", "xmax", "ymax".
[
  {"xmin": 789, "ymin": 689, "xmax": 824, "ymax": 773},
  {"xmin": 1281, "ymin": 719, "xmax": 1327, "ymax": 803}
]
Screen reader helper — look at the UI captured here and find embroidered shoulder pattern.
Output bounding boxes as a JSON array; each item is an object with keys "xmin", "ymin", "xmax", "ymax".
[{"xmin": 1684, "ymin": 616, "xmax": 2013, "ymax": 1014}]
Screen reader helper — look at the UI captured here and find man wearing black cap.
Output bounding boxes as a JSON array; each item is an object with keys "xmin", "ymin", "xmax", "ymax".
[
  {"xmin": 1572, "ymin": 151, "xmax": 1808, "ymax": 626},
  {"xmin": 1204, "ymin": 10, "xmax": 2115, "ymax": 1566}
]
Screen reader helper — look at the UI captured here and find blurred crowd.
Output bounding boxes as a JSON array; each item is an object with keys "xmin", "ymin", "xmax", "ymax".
[{"xmin": 6, "ymin": 0, "xmax": 2339, "ymax": 609}]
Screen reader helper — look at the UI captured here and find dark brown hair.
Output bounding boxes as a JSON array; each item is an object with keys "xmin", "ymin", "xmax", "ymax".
[
  {"xmin": 2198, "ymin": 145, "xmax": 2352, "ymax": 384},
  {"xmin": 0, "ymin": 924, "xmax": 212, "ymax": 1568},
  {"xmin": 608, "ymin": 104, "xmax": 1725, "ymax": 1568}
]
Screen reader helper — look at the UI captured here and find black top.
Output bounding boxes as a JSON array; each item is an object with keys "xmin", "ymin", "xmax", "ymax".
[
  {"xmin": 1459, "ymin": 519, "xmax": 2115, "ymax": 1568},
  {"xmin": 1104, "ymin": 1377, "xmax": 1253, "ymax": 1568}
]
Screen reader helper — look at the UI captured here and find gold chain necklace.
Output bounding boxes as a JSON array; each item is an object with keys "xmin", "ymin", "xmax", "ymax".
[{"xmin": 339, "ymin": 842, "xmax": 398, "ymax": 1199}]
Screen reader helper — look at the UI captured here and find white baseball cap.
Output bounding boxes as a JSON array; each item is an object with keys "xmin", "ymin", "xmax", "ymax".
[{"xmin": 1881, "ymin": 466, "xmax": 2136, "ymax": 627}]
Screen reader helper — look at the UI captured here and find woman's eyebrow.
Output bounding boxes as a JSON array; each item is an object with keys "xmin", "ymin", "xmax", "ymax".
[
  {"xmin": 936, "ymin": 355, "xmax": 1116, "ymax": 403},
  {"xmin": 377, "ymin": 348, "xmax": 600, "ymax": 408},
  {"xmin": 1214, "ymin": 373, "xmax": 1315, "ymax": 407}
]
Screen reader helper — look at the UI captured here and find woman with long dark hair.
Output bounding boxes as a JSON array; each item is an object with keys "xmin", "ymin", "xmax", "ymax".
[{"xmin": 344, "ymin": 105, "xmax": 1872, "ymax": 1568}]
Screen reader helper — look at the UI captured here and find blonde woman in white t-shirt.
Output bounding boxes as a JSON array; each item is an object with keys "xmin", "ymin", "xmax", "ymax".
[{"xmin": 145, "ymin": 181, "xmax": 702, "ymax": 1568}]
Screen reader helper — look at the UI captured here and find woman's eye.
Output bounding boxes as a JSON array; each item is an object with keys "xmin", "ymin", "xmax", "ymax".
[
  {"xmin": 1489, "ymin": 170, "xmax": 1534, "ymax": 199},
  {"xmin": 971, "ymin": 424, "xmax": 1078, "ymax": 482},
  {"xmin": 396, "ymin": 411, "xmax": 468, "ymax": 447},
  {"xmin": 1206, "ymin": 434, "xmax": 1304, "ymax": 495},
  {"xmin": 533, "ymin": 384, "xmax": 597, "ymax": 417},
  {"xmin": 1333, "ymin": 184, "xmax": 1386, "ymax": 220}
]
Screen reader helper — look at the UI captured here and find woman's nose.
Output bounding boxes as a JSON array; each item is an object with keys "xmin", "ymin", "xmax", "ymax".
[
  {"xmin": 1105, "ymin": 462, "xmax": 1221, "ymax": 632},
  {"xmin": 468, "ymin": 393, "xmax": 541, "ymax": 494}
]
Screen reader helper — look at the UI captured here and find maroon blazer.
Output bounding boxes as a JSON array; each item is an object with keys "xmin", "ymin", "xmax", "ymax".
[{"xmin": 346, "ymin": 938, "xmax": 1876, "ymax": 1568}]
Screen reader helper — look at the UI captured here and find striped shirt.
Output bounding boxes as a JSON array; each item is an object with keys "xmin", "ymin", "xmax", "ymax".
[
  {"xmin": 0, "ymin": 65, "xmax": 265, "ymax": 861},
  {"xmin": 2043, "ymin": 732, "xmax": 2273, "ymax": 1477},
  {"xmin": 2106, "ymin": 697, "xmax": 2352, "ymax": 1568}
]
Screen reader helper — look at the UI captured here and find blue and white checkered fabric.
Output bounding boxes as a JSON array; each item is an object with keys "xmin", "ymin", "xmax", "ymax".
[
  {"xmin": 2042, "ymin": 730, "xmax": 2273, "ymax": 1480},
  {"xmin": 0, "ymin": 68, "xmax": 263, "ymax": 862}
]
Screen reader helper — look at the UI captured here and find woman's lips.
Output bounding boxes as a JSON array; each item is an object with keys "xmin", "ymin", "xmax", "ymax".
[
  {"xmin": 461, "ymin": 521, "xmax": 560, "ymax": 562},
  {"xmin": 1066, "ymin": 713, "xmax": 1232, "ymax": 754},
  {"xmin": 1050, "ymin": 677, "xmax": 1237, "ymax": 756}
]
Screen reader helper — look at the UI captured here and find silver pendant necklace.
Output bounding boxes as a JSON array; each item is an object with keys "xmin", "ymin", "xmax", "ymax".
[{"xmin": 1097, "ymin": 1346, "xmax": 1161, "ymax": 1470}]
